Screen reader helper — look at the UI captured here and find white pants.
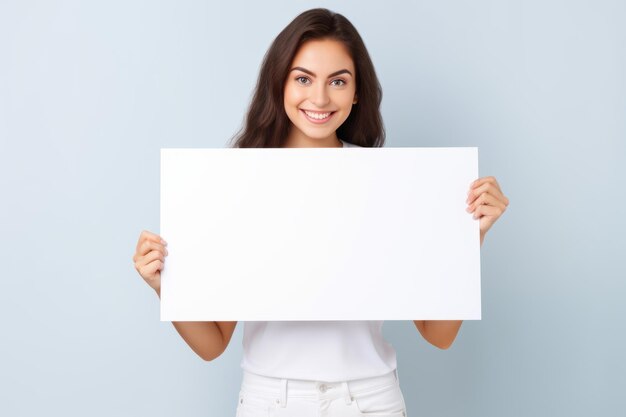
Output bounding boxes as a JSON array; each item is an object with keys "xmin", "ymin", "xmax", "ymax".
[{"xmin": 236, "ymin": 369, "xmax": 408, "ymax": 417}]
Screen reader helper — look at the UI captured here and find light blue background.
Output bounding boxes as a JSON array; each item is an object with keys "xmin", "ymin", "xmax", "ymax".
[{"xmin": 1, "ymin": 1, "xmax": 624, "ymax": 416}]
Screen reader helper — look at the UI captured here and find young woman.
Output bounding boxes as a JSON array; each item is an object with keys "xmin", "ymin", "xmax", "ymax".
[{"xmin": 133, "ymin": 8, "xmax": 509, "ymax": 417}]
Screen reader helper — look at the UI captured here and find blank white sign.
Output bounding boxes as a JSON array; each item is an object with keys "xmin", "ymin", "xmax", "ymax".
[{"xmin": 160, "ymin": 147, "xmax": 481, "ymax": 321}]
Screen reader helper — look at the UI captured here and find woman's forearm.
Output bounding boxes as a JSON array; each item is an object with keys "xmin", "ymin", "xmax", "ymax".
[
  {"xmin": 171, "ymin": 321, "xmax": 227, "ymax": 361},
  {"xmin": 413, "ymin": 192, "xmax": 485, "ymax": 348},
  {"xmin": 413, "ymin": 231, "xmax": 476, "ymax": 349},
  {"xmin": 413, "ymin": 320, "xmax": 463, "ymax": 349},
  {"xmin": 155, "ymin": 288, "xmax": 227, "ymax": 361}
]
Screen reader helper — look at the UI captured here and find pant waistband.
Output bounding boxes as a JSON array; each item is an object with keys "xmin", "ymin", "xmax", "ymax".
[{"xmin": 240, "ymin": 369, "xmax": 400, "ymax": 406}]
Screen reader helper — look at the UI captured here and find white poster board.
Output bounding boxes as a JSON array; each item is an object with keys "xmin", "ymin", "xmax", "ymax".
[{"xmin": 160, "ymin": 147, "xmax": 481, "ymax": 321}]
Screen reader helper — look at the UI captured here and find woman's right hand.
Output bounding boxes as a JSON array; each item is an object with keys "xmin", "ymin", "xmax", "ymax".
[{"xmin": 133, "ymin": 230, "xmax": 168, "ymax": 293}]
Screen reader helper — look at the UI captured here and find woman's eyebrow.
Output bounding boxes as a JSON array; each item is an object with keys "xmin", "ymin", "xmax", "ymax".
[{"xmin": 289, "ymin": 67, "xmax": 353, "ymax": 78}]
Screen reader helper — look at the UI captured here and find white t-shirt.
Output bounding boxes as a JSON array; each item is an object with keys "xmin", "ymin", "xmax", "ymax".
[{"xmin": 240, "ymin": 138, "xmax": 398, "ymax": 382}]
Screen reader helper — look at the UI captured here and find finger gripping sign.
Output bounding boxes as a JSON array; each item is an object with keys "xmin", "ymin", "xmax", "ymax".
[{"xmin": 160, "ymin": 147, "xmax": 480, "ymax": 321}]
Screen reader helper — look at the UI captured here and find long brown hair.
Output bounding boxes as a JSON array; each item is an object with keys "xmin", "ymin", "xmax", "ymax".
[{"xmin": 229, "ymin": 8, "xmax": 385, "ymax": 148}]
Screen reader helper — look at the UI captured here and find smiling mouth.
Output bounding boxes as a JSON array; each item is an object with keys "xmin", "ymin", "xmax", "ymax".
[{"xmin": 300, "ymin": 109, "xmax": 335, "ymax": 123}]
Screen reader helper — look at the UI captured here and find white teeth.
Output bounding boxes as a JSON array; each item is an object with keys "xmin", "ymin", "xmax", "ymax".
[{"xmin": 304, "ymin": 110, "xmax": 331, "ymax": 120}]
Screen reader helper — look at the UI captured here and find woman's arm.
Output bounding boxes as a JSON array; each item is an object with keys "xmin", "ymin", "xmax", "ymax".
[
  {"xmin": 133, "ymin": 231, "xmax": 238, "ymax": 361},
  {"xmin": 414, "ymin": 176, "xmax": 508, "ymax": 349},
  {"xmin": 413, "ymin": 320, "xmax": 463, "ymax": 349},
  {"xmin": 156, "ymin": 288, "xmax": 238, "ymax": 361}
]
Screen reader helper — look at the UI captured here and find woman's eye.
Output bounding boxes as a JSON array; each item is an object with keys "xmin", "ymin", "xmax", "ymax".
[
  {"xmin": 331, "ymin": 79, "xmax": 346, "ymax": 86},
  {"xmin": 296, "ymin": 76, "xmax": 310, "ymax": 85}
]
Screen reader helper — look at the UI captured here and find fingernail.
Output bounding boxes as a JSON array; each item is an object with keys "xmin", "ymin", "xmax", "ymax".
[{"xmin": 161, "ymin": 239, "xmax": 167, "ymax": 245}]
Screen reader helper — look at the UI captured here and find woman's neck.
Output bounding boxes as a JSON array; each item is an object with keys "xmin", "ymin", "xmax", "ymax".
[{"xmin": 283, "ymin": 129, "xmax": 343, "ymax": 148}]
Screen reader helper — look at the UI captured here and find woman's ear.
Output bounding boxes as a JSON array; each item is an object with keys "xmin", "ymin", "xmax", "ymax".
[{"xmin": 353, "ymin": 94, "xmax": 358, "ymax": 105}]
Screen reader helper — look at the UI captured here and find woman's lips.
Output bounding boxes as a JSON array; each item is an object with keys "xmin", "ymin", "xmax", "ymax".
[{"xmin": 301, "ymin": 109, "xmax": 335, "ymax": 124}]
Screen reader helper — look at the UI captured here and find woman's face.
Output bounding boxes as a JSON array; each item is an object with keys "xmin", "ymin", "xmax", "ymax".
[{"xmin": 283, "ymin": 39, "xmax": 357, "ymax": 147}]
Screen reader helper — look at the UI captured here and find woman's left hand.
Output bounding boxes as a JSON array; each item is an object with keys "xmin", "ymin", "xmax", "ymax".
[{"xmin": 466, "ymin": 176, "xmax": 509, "ymax": 244}]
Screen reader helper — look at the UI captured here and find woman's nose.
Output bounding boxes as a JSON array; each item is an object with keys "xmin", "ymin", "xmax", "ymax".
[{"xmin": 310, "ymin": 83, "xmax": 330, "ymax": 108}]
